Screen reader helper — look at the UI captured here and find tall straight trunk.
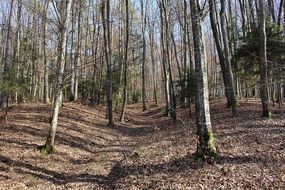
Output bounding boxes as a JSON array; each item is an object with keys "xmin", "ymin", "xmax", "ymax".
[
  {"xmin": 220, "ymin": 0, "xmax": 237, "ymax": 115},
  {"xmin": 171, "ymin": 32, "xmax": 182, "ymax": 80},
  {"xmin": 162, "ymin": 0, "xmax": 176, "ymax": 121},
  {"xmin": 14, "ymin": 0, "xmax": 22, "ymax": 104},
  {"xmin": 91, "ymin": 1, "xmax": 100, "ymax": 105},
  {"xmin": 277, "ymin": 80, "xmax": 283, "ymax": 107},
  {"xmin": 277, "ymin": 0, "xmax": 284, "ymax": 26},
  {"xmin": 185, "ymin": 0, "xmax": 194, "ymax": 116},
  {"xmin": 102, "ymin": 0, "xmax": 114, "ymax": 127},
  {"xmin": 82, "ymin": 28, "xmax": 88, "ymax": 102},
  {"xmin": 238, "ymin": 0, "xmax": 247, "ymax": 38},
  {"xmin": 247, "ymin": 0, "xmax": 256, "ymax": 27},
  {"xmin": 40, "ymin": 0, "xmax": 73, "ymax": 153},
  {"xmin": 120, "ymin": 0, "xmax": 130, "ymax": 122},
  {"xmin": 141, "ymin": 0, "xmax": 147, "ymax": 111},
  {"xmin": 159, "ymin": 1, "xmax": 170, "ymax": 115},
  {"xmin": 70, "ymin": 6, "xmax": 76, "ymax": 100},
  {"xmin": 268, "ymin": 0, "xmax": 276, "ymax": 22},
  {"xmin": 190, "ymin": 0, "xmax": 217, "ymax": 162},
  {"xmin": 258, "ymin": 0, "xmax": 271, "ymax": 118},
  {"xmin": 148, "ymin": 19, "xmax": 158, "ymax": 105},
  {"xmin": 74, "ymin": 2, "xmax": 82, "ymax": 101},
  {"xmin": 209, "ymin": 0, "xmax": 237, "ymax": 115},
  {"xmin": 182, "ymin": 0, "xmax": 188, "ymax": 106},
  {"xmin": 1, "ymin": 0, "xmax": 14, "ymax": 109},
  {"xmin": 43, "ymin": 0, "xmax": 50, "ymax": 104},
  {"xmin": 283, "ymin": 2, "xmax": 285, "ymax": 32}
]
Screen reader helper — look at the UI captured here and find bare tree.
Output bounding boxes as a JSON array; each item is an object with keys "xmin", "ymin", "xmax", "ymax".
[
  {"xmin": 209, "ymin": 0, "xmax": 237, "ymax": 115},
  {"xmin": 43, "ymin": 0, "xmax": 50, "ymax": 104},
  {"xmin": 141, "ymin": 0, "xmax": 147, "ymax": 111},
  {"xmin": 102, "ymin": 0, "xmax": 114, "ymax": 127},
  {"xmin": 0, "ymin": 0, "xmax": 14, "ymax": 110},
  {"xmin": 190, "ymin": 0, "xmax": 217, "ymax": 162},
  {"xmin": 120, "ymin": 0, "xmax": 130, "ymax": 122},
  {"xmin": 39, "ymin": 0, "xmax": 73, "ymax": 153},
  {"xmin": 258, "ymin": 0, "xmax": 271, "ymax": 118}
]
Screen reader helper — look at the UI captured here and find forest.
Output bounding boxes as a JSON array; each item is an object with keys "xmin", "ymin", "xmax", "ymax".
[{"xmin": 0, "ymin": 0, "xmax": 284, "ymax": 189}]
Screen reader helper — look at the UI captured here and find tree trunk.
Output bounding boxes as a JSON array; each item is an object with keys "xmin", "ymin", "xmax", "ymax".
[
  {"xmin": 70, "ymin": 6, "xmax": 76, "ymax": 100},
  {"xmin": 159, "ymin": 1, "xmax": 170, "ymax": 116},
  {"xmin": 141, "ymin": 0, "xmax": 147, "ymax": 111},
  {"xmin": 91, "ymin": 1, "xmax": 100, "ymax": 105},
  {"xmin": 0, "ymin": 0, "xmax": 14, "ymax": 109},
  {"xmin": 74, "ymin": 2, "xmax": 82, "ymax": 101},
  {"xmin": 120, "ymin": 0, "xmax": 130, "ymax": 122},
  {"xmin": 268, "ymin": 0, "xmax": 276, "ymax": 22},
  {"xmin": 14, "ymin": 0, "xmax": 22, "ymax": 104},
  {"xmin": 101, "ymin": 0, "xmax": 114, "ymax": 127},
  {"xmin": 209, "ymin": 0, "xmax": 237, "ymax": 116},
  {"xmin": 148, "ymin": 19, "xmax": 158, "ymax": 105},
  {"xmin": 39, "ymin": 0, "xmax": 73, "ymax": 154},
  {"xmin": 190, "ymin": 0, "xmax": 217, "ymax": 163},
  {"xmin": 220, "ymin": 0, "xmax": 238, "ymax": 115},
  {"xmin": 258, "ymin": 0, "xmax": 271, "ymax": 118},
  {"xmin": 277, "ymin": 0, "xmax": 284, "ymax": 26},
  {"xmin": 43, "ymin": 0, "xmax": 50, "ymax": 104},
  {"xmin": 162, "ymin": 0, "xmax": 176, "ymax": 121}
]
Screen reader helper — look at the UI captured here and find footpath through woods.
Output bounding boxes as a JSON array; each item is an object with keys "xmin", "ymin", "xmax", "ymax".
[{"xmin": 0, "ymin": 100, "xmax": 284, "ymax": 189}]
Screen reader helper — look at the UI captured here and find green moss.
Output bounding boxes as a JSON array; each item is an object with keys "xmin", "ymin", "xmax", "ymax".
[
  {"xmin": 38, "ymin": 144, "xmax": 56, "ymax": 154},
  {"xmin": 194, "ymin": 152, "xmax": 204, "ymax": 162},
  {"xmin": 262, "ymin": 111, "xmax": 272, "ymax": 119},
  {"xmin": 194, "ymin": 130, "xmax": 219, "ymax": 164},
  {"xmin": 162, "ymin": 108, "xmax": 169, "ymax": 116},
  {"xmin": 207, "ymin": 131, "xmax": 217, "ymax": 155},
  {"xmin": 107, "ymin": 122, "xmax": 115, "ymax": 128},
  {"xmin": 236, "ymin": 101, "xmax": 240, "ymax": 107}
]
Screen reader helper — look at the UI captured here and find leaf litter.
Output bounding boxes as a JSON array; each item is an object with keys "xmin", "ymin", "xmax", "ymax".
[{"xmin": 0, "ymin": 100, "xmax": 284, "ymax": 189}]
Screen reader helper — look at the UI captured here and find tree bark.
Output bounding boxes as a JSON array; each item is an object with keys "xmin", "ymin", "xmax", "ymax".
[
  {"xmin": 159, "ymin": 0, "xmax": 170, "ymax": 115},
  {"xmin": 148, "ymin": 19, "xmax": 158, "ymax": 105},
  {"xmin": 141, "ymin": 0, "xmax": 147, "ymax": 111},
  {"xmin": 101, "ymin": 0, "xmax": 114, "ymax": 127},
  {"xmin": 209, "ymin": 0, "xmax": 237, "ymax": 116},
  {"xmin": 40, "ymin": 0, "xmax": 73, "ymax": 153},
  {"xmin": 220, "ymin": 0, "xmax": 238, "ymax": 115},
  {"xmin": 120, "ymin": 0, "xmax": 130, "ymax": 122},
  {"xmin": 190, "ymin": 0, "xmax": 217, "ymax": 163},
  {"xmin": 258, "ymin": 0, "xmax": 271, "ymax": 118},
  {"xmin": 43, "ymin": 0, "xmax": 50, "ymax": 104},
  {"xmin": 0, "ymin": 0, "xmax": 14, "ymax": 109}
]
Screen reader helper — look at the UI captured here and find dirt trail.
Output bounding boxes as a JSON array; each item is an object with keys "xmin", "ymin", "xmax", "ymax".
[{"xmin": 0, "ymin": 101, "xmax": 284, "ymax": 189}]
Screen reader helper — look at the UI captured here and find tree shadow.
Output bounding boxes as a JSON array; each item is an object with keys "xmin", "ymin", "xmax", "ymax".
[
  {"xmin": 0, "ymin": 138, "xmax": 39, "ymax": 148},
  {"xmin": 3, "ymin": 122, "xmax": 135, "ymax": 156},
  {"xmin": 0, "ymin": 155, "xmax": 110, "ymax": 188},
  {"xmin": 113, "ymin": 118, "xmax": 176, "ymax": 137},
  {"xmin": 0, "ymin": 153, "xmax": 276, "ymax": 188}
]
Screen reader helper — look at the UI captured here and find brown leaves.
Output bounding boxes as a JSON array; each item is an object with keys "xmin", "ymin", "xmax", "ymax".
[{"xmin": 0, "ymin": 101, "xmax": 284, "ymax": 189}]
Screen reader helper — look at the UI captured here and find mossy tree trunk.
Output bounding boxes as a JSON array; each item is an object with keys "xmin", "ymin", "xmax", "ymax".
[{"xmin": 190, "ymin": 0, "xmax": 217, "ymax": 163}]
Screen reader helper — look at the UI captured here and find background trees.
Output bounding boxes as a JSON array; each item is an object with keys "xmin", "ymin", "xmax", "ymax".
[{"xmin": 0, "ymin": 0, "xmax": 284, "ymax": 154}]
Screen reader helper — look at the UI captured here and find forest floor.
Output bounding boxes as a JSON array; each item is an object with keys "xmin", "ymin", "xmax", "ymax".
[{"xmin": 0, "ymin": 99, "xmax": 284, "ymax": 189}]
